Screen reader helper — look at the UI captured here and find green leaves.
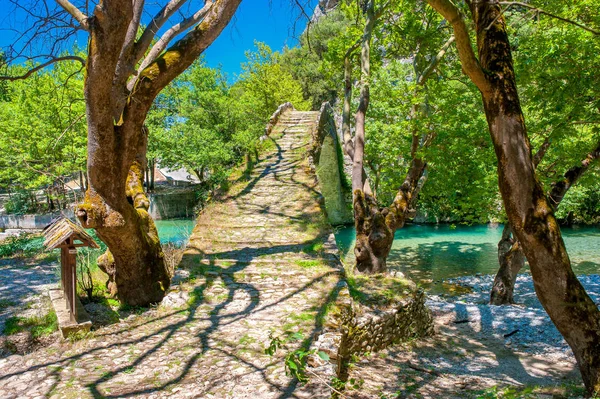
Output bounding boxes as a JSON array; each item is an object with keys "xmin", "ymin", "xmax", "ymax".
[{"xmin": 0, "ymin": 58, "xmax": 86, "ymax": 192}]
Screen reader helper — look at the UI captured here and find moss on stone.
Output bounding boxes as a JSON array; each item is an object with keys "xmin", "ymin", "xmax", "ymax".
[{"xmin": 346, "ymin": 274, "xmax": 414, "ymax": 307}]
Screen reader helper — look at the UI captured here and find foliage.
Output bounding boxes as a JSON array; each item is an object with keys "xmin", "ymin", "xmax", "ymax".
[
  {"xmin": 264, "ymin": 331, "xmax": 330, "ymax": 383},
  {"xmin": 279, "ymin": 0, "xmax": 600, "ymax": 224},
  {"xmin": 0, "ymin": 233, "xmax": 43, "ymax": 258},
  {"xmin": 0, "ymin": 57, "xmax": 86, "ymax": 193},
  {"xmin": 280, "ymin": 10, "xmax": 353, "ymax": 109},
  {"xmin": 4, "ymin": 190, "xmax": 38, "ymax": 215},
  {"xmin": 147, "ymin": 45, "xmax": 309, "ymax": 200}
]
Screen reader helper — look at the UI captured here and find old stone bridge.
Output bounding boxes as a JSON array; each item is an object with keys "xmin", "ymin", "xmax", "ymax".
[{"xmin": 0, "ymin": 104, "xmax": 431, "ymax": 398}]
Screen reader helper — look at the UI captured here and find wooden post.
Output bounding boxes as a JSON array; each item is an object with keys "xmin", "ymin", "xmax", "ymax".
[{"xmin": 68, "ymin": 246, "xmax": 77, "ymax": 322}]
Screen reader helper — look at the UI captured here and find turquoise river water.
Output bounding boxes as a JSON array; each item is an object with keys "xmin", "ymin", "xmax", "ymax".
[
  {"xmin": 154, "ymin": 219, "xmax": 196, "ymax": 245},
  {"xmin": 334, "ymin": 224, "xmax": 600, "ymax": 285}
]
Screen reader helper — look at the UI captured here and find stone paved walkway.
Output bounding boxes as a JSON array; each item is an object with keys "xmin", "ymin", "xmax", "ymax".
[
  {"xmin": 0, "ymin": 110, "xmax": 345, "ymax": 398},
  {"xmin": 0, "ymin": 258, "xmax": 58, "ymax": 334}
]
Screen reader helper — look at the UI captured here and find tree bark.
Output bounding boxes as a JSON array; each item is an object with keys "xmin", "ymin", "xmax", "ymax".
[
  {"xmin": 74, "ymin": 0, "xmax": 242, "ymax": 306},
  {"xmin": 491, "ymin": 140, "xmax": 600, "ymax": 304},
  {"xmin": 428, "ymin": 0, "xmax": 600, "ymax": 392},
  {"xmin": 490, "ymin": 223, "xmax": 525, "ymax": 305},
  {"xmin": 342, "ymin": 41, "xmax": 372, "ymax": 196},
  {"xmin": 349, "ymin": 2, "xmax": 451, "ymax": 273},
  {"xmin": 150, "ymin": 158, "xmax": 156, "ymax": 192}
]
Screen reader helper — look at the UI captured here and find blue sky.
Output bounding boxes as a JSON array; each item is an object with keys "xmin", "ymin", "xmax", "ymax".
[
  {"xmin": 204, "ymin": 1, "xmax": 318, "ymax": 79},
  {"xmin": 0, "ymin": 1, "xmax": 318, "ymax": 80}
]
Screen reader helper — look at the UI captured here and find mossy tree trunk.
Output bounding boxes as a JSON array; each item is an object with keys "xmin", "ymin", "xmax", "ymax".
[
  {"xmin": 347, "ymin": 1, "xmax": 449, "ymax": 273},
  {"xmin": 490, "ymin": 141, "xmax": 600, "ymax": 305},
  {"xmin": 427, "ymin": 0, "xmax": 600, "ymax": 392},
  {"xmin": 490, "ymin": 223, "xmax": 524, "ymax": 305},
  {"xmin": 69, "ymin": 0, "xmax": 241, "ymax": 306}
]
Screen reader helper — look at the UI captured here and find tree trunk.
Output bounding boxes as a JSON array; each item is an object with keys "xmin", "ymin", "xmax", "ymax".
[
  {"xmin": 144, "ymin": 165, "xmax": 149, "ymax": 193},
  {"xmin": 467, "ymin": 1, "xmax": 600, "ymax": 392},
  {"xmin": 150, "ymin": 158, "xmax": 156, "ymax": 192},
  {"xmin": 350, "ymin": 2, "xmax": 445, "ymax": 273},
  {"xmin": 71, "ymin": 0, "xmax": 241, "ymax": 306},
  {"xmin": 490, "ymin": 223, "xmax": 525, "ymax": 305},
  {"xmin": 78, "ymin": 126, "xmax": 169, "ymax": 306},
  {"xmin": 79, "ymin": 170, "xmax": 85, "ymax": 192},
  {"xmin": 491, "ymin": 140, "xmax": 600, "ymax": 305},
  {"xmin": 46, "ymin": 189, "xmax": 54, "ymax": 212}
]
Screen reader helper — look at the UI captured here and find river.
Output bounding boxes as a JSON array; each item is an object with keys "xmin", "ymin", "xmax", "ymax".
[{"xmin": 335, "ymin": 224, "xmax": 600, "ymax": 289}]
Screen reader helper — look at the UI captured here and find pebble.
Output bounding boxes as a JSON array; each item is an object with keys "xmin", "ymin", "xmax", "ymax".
[{"xmin": 428, "ymin": 273, "xmax": 600, "ymax": 360}]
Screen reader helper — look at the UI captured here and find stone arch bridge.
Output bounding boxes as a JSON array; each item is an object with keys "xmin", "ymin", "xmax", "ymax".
[{"xmin": 0, "ymin": 104, "xmax": 431, "ymax": 399}]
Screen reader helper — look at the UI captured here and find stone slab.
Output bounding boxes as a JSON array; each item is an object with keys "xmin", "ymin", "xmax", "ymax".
[{"xmin": 49, "ymin": 288, "xmax": 92, "ymax": 338}]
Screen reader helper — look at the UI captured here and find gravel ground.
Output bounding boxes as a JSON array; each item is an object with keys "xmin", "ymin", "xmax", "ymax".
[{"xmin": 427, "ymin": 273, "xmax": 600, "ymax": 361}]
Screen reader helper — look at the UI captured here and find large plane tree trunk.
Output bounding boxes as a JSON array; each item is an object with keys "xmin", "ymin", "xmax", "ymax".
[
  {"xmin": 475, "ymin": 4, "xmax": 600, "ymax": 392},
  {"xmin": 491, "ymin": 140, "xmax": 600, "ymax": 305},
  {"xmin": 428, "ymin": 0, "xmax": 600, "ymax": 392},
  {"xmin": 70, "ymin": 0, "xmax": 241, "ymax": 306}
]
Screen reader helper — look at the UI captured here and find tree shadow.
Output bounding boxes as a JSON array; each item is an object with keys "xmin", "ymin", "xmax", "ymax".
[{"xmin": 0, "ymin": 124, "xmax": 343, "ymax": 399}]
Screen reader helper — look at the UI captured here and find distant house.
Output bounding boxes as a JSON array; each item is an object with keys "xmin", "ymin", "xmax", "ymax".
[{"xmin": 154, "ymin": 166, "xmax": 200, "ymax": 187}]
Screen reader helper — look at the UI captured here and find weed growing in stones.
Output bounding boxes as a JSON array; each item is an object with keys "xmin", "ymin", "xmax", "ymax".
[{"xmin": 4, "ymin": 310, "xmax": 58, "ymax": 338}]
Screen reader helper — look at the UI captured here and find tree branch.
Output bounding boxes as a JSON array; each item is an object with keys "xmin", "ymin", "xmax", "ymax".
[
  {"xmin": 128, "ymin": 1, "xmax": 213, "ymax": 92},
  {"xmin": 499, "ymin": 2, "xmax": 600, "ymax": 35},
  {"xmin": 0, "ymin": 56, "xmax": 85, "ymax": 81},
  {"xmin": 342, "ymin": 40, "xmax": 361, "ymax": 159},
  {"xmin": 532, "ymin": 135, "xmax": 551, "ymax": 168},
  {"xmin": 426, "ymin": 0, "xmax": 491, "ymax": 94},
  {"xmin": 132, "ymin": 0, "xmax": 190, "ymax": 67},
  {"xmin": 417, "ymin": 35, "xmax": 455, "ymax": 85},
  {"xmin": 122, "ymin": 0, "xmax": 241, "ymax": 163},
  {"xmin": 56, "ymin": 0, "xmax": 90, "ymax": 30},
  {"xmin": 548, "ymin": 140, "xmax": 600, "ymax": 209}
]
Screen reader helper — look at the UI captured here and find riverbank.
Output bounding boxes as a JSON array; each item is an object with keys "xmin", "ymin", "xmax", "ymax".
[
  {"xmin": 430, "ymin": 273, "xmax": 600, "ymax": 361},
  {"xmin": 344, "ymin": 273, "xmax": 596, "ymax": 398}
]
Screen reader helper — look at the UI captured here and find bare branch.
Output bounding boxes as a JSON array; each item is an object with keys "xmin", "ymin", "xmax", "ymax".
[
  {"xmin": 426, "ymin": 0, "xmax": 491, "ymax": 94},
  {"xmin": 499, "ymin": 2, "xmax": 600, "ymax": 35},
  {"xmin": 52, "ymin": 114, "xmax": 86, "ymax": 150},
  {"xmin": 548, "ymin": 140, "xmax": 600, "ymax": 208},
  {"xmin": 123, "ymin": 0, "xmax": 241, "ymax": 143},
  {"xmin": 132, "ymin": 0, "xmax": 190, "ymax": 66},
  {"xmin": 128, "ymin": 1, "xmax": 213, "ymax": 91},
  {"xmin": 0, "ymin": 55, "xmax": 85, "ymax": 81},
  {"xmin": 56, "ymin": 0, "xmax": 90, "ymax": 30},
  {"xmin": 532, "ymin": 135, "xmax": 551, "ymax": 168}
]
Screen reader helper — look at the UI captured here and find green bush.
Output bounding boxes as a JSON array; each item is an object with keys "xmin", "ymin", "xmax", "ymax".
[
  {"xmin": 0, "ymin": 233, "xmax": 43, "ymax": 258},
  {"xmin": 4, "ymin": 190, "xmax": 37, "ymax": 215}
]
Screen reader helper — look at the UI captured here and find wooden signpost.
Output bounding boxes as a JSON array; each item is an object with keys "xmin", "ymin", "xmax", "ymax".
[{"xmin": 43, "ymin": 217, "xmax": 98, "ymax": 336}]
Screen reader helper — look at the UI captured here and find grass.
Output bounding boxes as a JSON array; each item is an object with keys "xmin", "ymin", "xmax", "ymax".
[
  {"xmin": 0, "ymin": 233, "xmax": 44, "ymax": 258},
  {"xmin": 4, "ymin": 310, "xmax": 58, "ymax": 338},
  {"xmin": 346, "ymin": 274, "xmax": 414, "ymax": 307},
  {"xmin": 0, "ymin": 299, "xmax": 16, "ymax": 310},
  {"xmin": 290, "ymin": 311, "xmax": 314, "ymax": 323},
  {"xmin": 302, "ymin": 241, "xmax": 324, "ymax": 254},
  {"xmin": 294, "ymin": 259, "xmax": 323, "ymax": 268},
  {"xmin": 238, "ymin": 334, "xmax": 257, "ymax": 345}
]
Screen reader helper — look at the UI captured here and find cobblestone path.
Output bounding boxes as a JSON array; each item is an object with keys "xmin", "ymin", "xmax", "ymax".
[{"xmin": 0, "ymin": 110, "xmax": 345, "ymax": 398}]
